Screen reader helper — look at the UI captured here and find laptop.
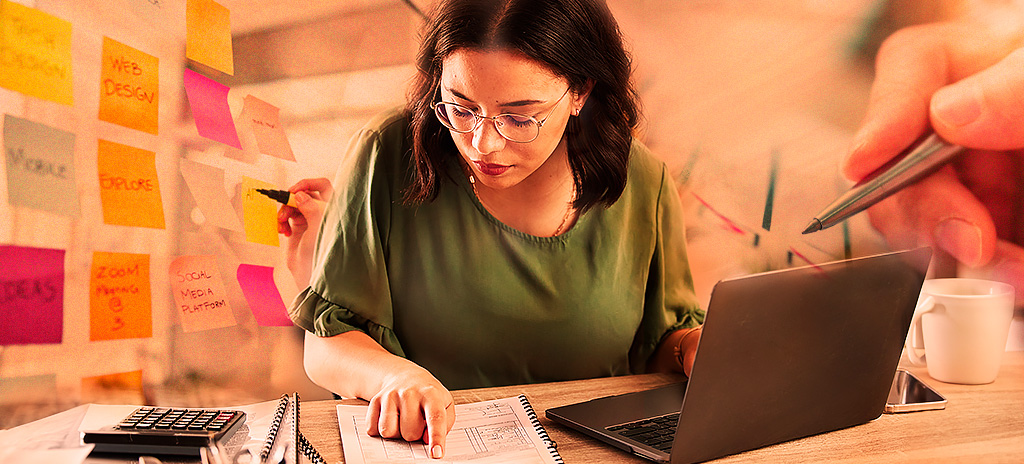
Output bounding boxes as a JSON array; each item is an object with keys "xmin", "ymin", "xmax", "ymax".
[{"xmin": 546, "ymin": 248, "xmax": 931, "ymax": 464}]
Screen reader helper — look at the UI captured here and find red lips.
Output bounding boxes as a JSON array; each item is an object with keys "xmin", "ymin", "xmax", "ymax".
[{"xmin": 474, "ymin": 161, "xmax": 512, "ymax": 176}]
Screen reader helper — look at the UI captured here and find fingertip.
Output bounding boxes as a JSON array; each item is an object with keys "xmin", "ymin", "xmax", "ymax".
[
  {"xmin": 430, "ymin": 444, "xmax": 444, "ymax": 459},
  {"xmin": 932, "ymin": 218, "xmax": 993, "ymax": 268}
]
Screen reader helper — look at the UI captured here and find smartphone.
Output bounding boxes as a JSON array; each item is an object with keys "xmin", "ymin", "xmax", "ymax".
[{"xmin": 885, "ymin": 369, "xmax": 947, "ymax": 413}]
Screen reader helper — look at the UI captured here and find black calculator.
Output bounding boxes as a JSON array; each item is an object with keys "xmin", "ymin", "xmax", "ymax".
[{"xmin": 82, "ymin": 406, "xmax": 247, "ymax": 456}]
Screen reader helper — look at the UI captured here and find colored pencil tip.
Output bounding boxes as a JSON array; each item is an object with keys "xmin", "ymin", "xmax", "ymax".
[{"xmin": 802, "ymin": 219, "xmax": 822, "ymax": 235}]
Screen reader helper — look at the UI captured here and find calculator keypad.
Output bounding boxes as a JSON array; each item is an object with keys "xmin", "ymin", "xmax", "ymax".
[{"xmin": 116, "ymin": 407, "xmax": 241, "ymax": 434}]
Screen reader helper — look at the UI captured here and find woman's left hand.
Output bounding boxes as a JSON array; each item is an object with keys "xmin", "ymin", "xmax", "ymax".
[{"xmin": 650, "ymin": 326, "xmax": 703, "ymax": 377}]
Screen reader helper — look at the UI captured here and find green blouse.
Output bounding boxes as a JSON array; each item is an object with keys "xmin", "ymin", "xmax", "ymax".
[{"xmin": 289, "ymin": 109, "xmax": 704, "ymax": 390}]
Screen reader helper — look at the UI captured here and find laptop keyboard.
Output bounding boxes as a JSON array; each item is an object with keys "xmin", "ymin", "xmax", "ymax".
[{"xmin": 606, "ymin": 412, "xmax": 680, "ymax": 452}]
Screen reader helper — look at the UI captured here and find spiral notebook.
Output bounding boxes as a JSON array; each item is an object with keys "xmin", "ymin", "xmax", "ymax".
[
  {"xmin": 337, "ymin": 394, "xmax": 562, "ymax": 464},
  {"xmin": 261, "ymin": 392, "xmax": 326, "ymax": 464}
]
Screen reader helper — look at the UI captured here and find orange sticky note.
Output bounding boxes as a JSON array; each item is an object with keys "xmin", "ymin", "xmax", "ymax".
[
  {"xmin": 169, "ymin": 255, "xmax": 236, "ymax": 333},
  {"xmin": 243, "ymin": 95, "xmax": 295, "ymax": 161},
  {"xmin": 99, "ymin": 37, "xmax": 159, "ymax": 135},
  {"xmin": 185, "ymin": 0, "xmax": 233, "ymax": 75},
  {"xmin": 81, "ymin": 370, "xmax": 145, "ymax": 404},
  {"xmin": 97, "ymin": 139, "xmax": 166, "ymax": 229},
  {"xmin": 0, "ymin": 0, "xmax": 73, "ymax": 105},
  {"xmin": 90, "ymin": 252, "xmax": 152, "ymax": 341},
  {"xmin": 241, "ymin": 176, "xmax": 279, "ymax": 247}
]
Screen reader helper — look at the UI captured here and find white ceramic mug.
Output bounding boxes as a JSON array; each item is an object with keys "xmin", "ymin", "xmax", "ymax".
[{"xmin": 905, "ymin": 278, "xmax": 1015, "ymax": 384}]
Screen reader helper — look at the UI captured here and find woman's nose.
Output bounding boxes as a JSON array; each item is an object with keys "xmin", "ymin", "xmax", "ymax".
[{"xmin": 471, "ymin": 118, "xmax": 507, "ymax": 155}]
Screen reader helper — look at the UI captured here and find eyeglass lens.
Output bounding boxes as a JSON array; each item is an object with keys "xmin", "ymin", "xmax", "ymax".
[{"xmin": 434, "ymin": 103, "xmax": 539, "ymax": 142}]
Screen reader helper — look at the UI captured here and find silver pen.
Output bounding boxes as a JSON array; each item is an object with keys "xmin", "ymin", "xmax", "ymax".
[{"xmin": 803, "ymin": 132, "xmax": 966, "ymax": 234}]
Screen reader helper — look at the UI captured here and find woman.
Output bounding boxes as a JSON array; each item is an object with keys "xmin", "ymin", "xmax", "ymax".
[{"xmin": 278, "ymin": 0, "xmax": 704, "ymax": 459}]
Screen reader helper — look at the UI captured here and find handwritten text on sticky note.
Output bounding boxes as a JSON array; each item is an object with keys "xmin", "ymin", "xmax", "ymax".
[
  {"xmin": 3, "ymin": 114, "xmax": 79, "ymax": 217},
  {"xmin": 99, "ymin": 37, "xmax": 159, "ymax": 135},
  {"xmin": 97, "ymin": 139, "xmax": 165, "ymax": 229},
  {"xmin": 0, "ymin": 245, "xmax": 64, "ymax": 345},
  {"xmin": 243, "ymin": 95, "xmax": 294, "ymax": 161},
  {"xmin": 0, "ymin": 0, "xmax": 73, "ymax": 104},
  {"xmin": 241, "ymin": 176, "xmax": 279, "ymax": 247},
  {"xmin": 169, "ymin": 255, "xmax": 236, "ymax": 332},
  {"xmin": 90, "ymin": 252, "xmax": 152, "ymax": 341}
]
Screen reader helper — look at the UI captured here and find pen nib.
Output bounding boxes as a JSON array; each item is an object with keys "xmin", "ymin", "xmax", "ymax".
[{"xmin": 802, "ymin": 219, "xmax": 822, "ymax": 235}]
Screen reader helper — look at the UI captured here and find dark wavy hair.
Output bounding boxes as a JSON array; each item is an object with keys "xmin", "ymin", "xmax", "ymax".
[{"xmin": 404, "ymin": 0, "xmax": 640, "ymax": 212}]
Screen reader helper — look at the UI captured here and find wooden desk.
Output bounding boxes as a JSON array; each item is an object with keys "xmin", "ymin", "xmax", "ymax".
[{"xmin": 301, "ymin": 352, "xmax": 1024, "ymax": 463}]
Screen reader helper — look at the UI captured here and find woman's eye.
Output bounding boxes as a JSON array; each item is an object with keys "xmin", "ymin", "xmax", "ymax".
[{"xmin": 450, "ymin": 106, "xmax": 473, "ymax": 118}]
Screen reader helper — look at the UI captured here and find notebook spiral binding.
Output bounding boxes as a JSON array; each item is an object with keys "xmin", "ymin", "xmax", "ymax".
[
  {"xmin": 517, "ymin": 394, "xmax": 564, "ymax": 464},
  {"xmin": 259, "ymin": 393, "xmax": 326, "ymax": 464}
]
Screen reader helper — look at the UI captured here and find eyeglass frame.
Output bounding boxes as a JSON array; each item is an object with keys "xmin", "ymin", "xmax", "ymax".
[{"xmin": 430, "ymin": 86, "xmax": 572, "ymax": 143}]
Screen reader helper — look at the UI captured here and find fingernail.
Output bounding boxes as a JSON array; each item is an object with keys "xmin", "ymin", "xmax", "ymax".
[
  {"xmin": 431, "ymin": 444, "xmax": 443, "ymax": 459},
  {"xmin": 932, "ymin": 84, "xmax": 982, "ymax": 128},
  {"xmin": 933, "ymin": 218, "xmax": 983, "ymax": 266}
]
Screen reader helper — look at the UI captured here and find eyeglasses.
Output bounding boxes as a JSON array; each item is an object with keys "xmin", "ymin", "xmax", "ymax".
[{"xmin": 431, "ymin": 87, "xmax": 571, "ymax": 143}]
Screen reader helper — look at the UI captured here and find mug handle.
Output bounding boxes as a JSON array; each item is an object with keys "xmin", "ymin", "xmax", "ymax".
[{"xmin": 905, "ymin": 296, "xmax": 936, "ymax": 366}]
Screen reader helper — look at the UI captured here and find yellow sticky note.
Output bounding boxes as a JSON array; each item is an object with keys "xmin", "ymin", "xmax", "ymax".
[
  {"xmin": 241, "ymin": 176, "xmax": 279, "ymax": 247},
  {"xmin": 185, "ymin": 0, "xmax": 233, "ymax": 75},
  {"xmin": 0, "ymin": 0, "xmax": 73, "ymax": 105},
  {"xmin": 169, "ymin": 255, "xmax": 237, "ymax": 333},
  {"xmin": 90, "ymin": 252, "xmax": 152, "ymax": 341},
  {"xmin": 97, "ymin": 139, "xmax": 166, "ymax": 229},
  {"xmin": 99, "ymin": 37, "xmax": 159, "ymax": 135}
]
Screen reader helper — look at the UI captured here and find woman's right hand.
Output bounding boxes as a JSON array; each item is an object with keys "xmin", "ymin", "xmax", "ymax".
[
  {"xmin": 277, "ymin": 178, "xmax": 332, "ymax": 288},
  {"xmin": 303, "ymin": 331, "xmax": 456, "ymax": 459},
  {"xmin": 366, "ymin": 364, "xmax": 457, "ymax": 459}
]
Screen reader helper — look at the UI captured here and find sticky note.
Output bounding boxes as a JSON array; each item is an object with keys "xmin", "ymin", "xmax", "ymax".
[
  {"xmin": 0, "ymin": 245, "xmax": 64, "ymax": 345},
  {"xmin": 99, "ymin": 37, "xmax": 159, "ymax": 135},
  {"xmin": 0, "ymin": 374, "xmax": 57, "ymax": 403},
  {"xmin": 185, "ymin": 0, "xmax": 233, "ymax": 75},
  {"xmin": 237, "ymin": 264, "xmax": 292, "ymax": 326},
  {"xmin": 241, "ymin": 176, "xmax": 279, "ymax": 247},
  {"xmin": 89, "ymin": 251, "xmax": 152, "ymax": 341},
  {"xmin": 242, "ymin": 95, "xmax": 295, "ymax": 161},
  {"xmin": 3, "ymin": 114, "xmax": 79, "ymax": 217},
  {"xmin": 183, "ymin": 68, "xmax": 241, "ymax": 149},
  {"xmin": 97, "ymin": 139, "xmax": 165, "ymax": 229},
  {"xmin": 179, "ymin": 158, "xmax": 243, "ymax": 231},
  {"xmin": 82, "ymin": 369, "xmax": 143, "ymax": 390},
  {"xmin": 169, "ymin": 255, "xmax": 236, "ymax": 332},
  {"xmin": 0, "ymin": 0, "xmax": 73, "ymax": 105}
]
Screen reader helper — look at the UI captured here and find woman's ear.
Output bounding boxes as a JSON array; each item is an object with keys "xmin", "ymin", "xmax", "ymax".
[{"xmin": 572, "ymin": 79, "xmax": 596, "ymax": 115}]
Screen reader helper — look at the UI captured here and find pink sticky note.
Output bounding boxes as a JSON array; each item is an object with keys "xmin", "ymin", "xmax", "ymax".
[
  {"xmin": 183, "ymin": 68, "xmax": 241, "ymax": 149},
  {"xmin": 236, "ymin": 264, "xmax": 292, "ymax": 326},
  {"xmin": 0, "ymin": 245, "xmax": 65, "ymax": 345}
]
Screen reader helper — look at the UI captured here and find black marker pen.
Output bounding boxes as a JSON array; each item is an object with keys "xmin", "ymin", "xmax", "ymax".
[{"xmin": 255, "ymin": 188, "xmax": 298, "ymax": 207}]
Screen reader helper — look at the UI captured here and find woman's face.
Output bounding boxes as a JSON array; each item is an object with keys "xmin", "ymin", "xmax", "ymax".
[{"xmin": 439, "ymin": 48, "xmax": 577, "ymax": 191}]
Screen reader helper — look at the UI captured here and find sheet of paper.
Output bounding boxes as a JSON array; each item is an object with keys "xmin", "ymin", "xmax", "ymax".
[
  {"xmin": 89, "ymin": 251, "xmax": 152, "ymax": 341},
  {"xmin": 185, "ymin": 0, "xmax": 233, "ymax": 75},
  {"xmin": 183, "ymin": 68, "xmax": 241, "ymax": 149},
  {"xmin": 236, "ymin": 264, "xmax": 292, "ymax": 326},
  {"xmin": 3, "ymin": 114, "xmax": 79, "ymax": 217},
  {"xmin": 0, "ymin": 0, "xmax": 73, "ymax": 105},
  {"xmin": 98, "ymin": 36, "xmax": 159, "ymax": 135},
  {"xmin": 0, "ymin": 245, "xmax": 64, "ymax": 345},
  {"xmin": 241, "ymin": 176, "xmax": 280, "ymax": 247},
  {"xmin": 169, "ymin": 255, "xmax": 236, "ymax": 332},
  {"xmin": 337, "ymin": 396, "xmax": 561, "ymax": 464},
  {"xmin": 242, "ymin": 95, "xmax": 295, "ymax": 161},
  {"xmin": 178, "ymin": 158, "xmax": 243, "ymax": 231},
  {"xmin": 97, "ymin": 139, "xmax": 165, "ymax": 229}
]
